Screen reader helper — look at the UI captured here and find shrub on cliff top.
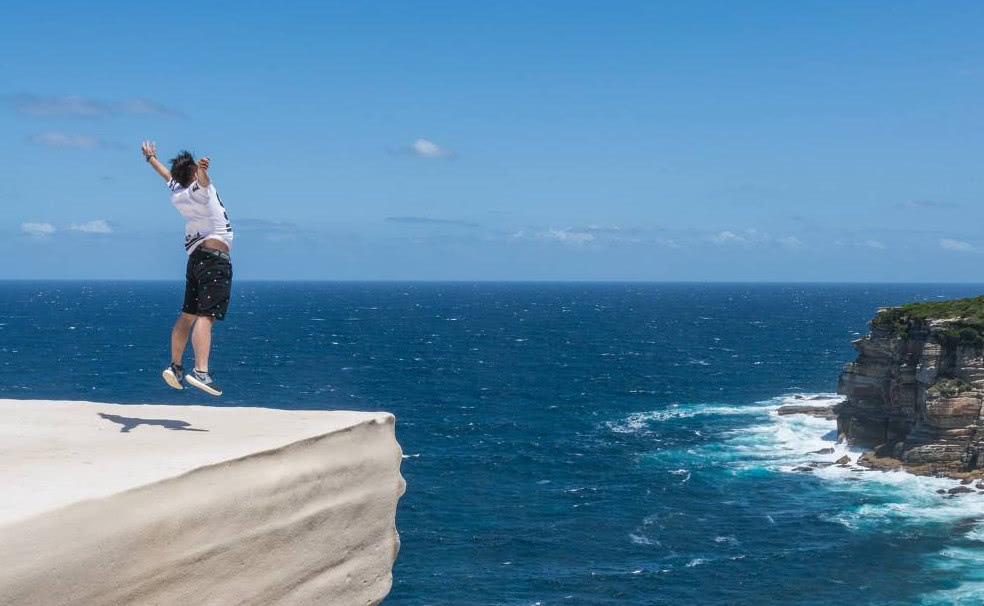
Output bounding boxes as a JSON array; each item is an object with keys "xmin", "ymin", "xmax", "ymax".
[
  {"xmin": 872, "ymin": 307, "xmax": 908, "ymax": 331},
  {"xmin": 892, "ymin": 295, "xmax": 984, "ymax": 323},
  {"xmin": 873, "ymin": 295, "xmax": 984, "ymax": 340}
]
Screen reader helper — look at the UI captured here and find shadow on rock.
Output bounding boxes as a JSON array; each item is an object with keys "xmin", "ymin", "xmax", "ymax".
[{"xmin": 98, "ymin": 413, "xmax": 209, "ymax": 433}]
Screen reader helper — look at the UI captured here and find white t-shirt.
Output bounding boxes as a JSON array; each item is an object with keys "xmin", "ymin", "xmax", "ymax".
[{"xmin": 168, "ymin": 179, "xmax": 234, "ymax": 254}]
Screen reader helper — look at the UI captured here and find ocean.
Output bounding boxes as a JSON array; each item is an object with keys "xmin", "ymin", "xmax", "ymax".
[{"xmin": 4, "ymin": 282, "xmax": 984, "ymax": 605}]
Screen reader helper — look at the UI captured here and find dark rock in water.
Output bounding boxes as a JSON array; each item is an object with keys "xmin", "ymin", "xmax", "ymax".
[
  {"xmin": 937, "ymin": 489, "xmax": 947, "ymax": 494},
  {"xmin": 975, "ymin": 482, "xmax": 984, "ymax": 490},
  {"xmin": 811, "ymin": 448, "xmax": 836, "ymax": 455},
  {"xmin": 777, "ymin": 405, "xmax": 837, "ymax": 420},
  {"xmin": 948, "ymin": 486, "xmax": 973, "ymax": 495},
  {"xmin": 838, "ymin": 464, "xmax": 851, "ymax": 468},
  {"xmin": 792, "ymin": 466, "xmax": 814, "ymax": 473},
  {"xmin": 857, "ymin": 451, "xmax": 903, "ymax": 472},
  {"xmin": 793, "ymin": 395, "xmax": 804, "ymax": 400},
  {"xmin": 835, "ymin": 456, "xmax": 851, "ymax": 465},
  {"xmin": 961, "ymin": 478, "xmax": 974, "ymax": 485},
  {"xmin": 809, "ymin": 461, "xmax": 835, "ymax": 469}
]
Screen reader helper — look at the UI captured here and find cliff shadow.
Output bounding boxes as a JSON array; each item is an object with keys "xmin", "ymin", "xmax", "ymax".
[{"xmin": 98, "ymin": 413, "xmax": 209, "ymax": 434}]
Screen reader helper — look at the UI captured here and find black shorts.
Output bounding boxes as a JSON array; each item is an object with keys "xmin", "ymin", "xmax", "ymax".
[{"xmin": 183, "ymin": 246, "xmax": 233, "ymax": 320}]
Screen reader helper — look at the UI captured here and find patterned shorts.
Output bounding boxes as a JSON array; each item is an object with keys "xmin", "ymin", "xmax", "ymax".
[{"xmin": 183, "ymin": 246, "xmax": 233, "ymax": 320}]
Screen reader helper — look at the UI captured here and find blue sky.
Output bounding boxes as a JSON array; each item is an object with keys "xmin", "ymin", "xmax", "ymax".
[{"xmin": 3, "ymin": 1, "xmax": 984, "ymax": 281}]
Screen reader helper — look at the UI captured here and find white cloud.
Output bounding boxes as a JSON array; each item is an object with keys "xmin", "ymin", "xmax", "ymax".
[
  {"xmin": 69, "ymin": 220, "xmax": 113, "ymax": 234},
  {"xmin": 864, "ymin": 240, "xmax": 887, "ymax": 250},
  {"xmin": 708, "ymin": 230, "xmax": 746, "ymax": 245},
  {"xmin": 586, "ymin": 224, "xmax": 622, "ymax": 232},
  {"xmin": 940, "ymin": 238, "xmax": 974, "ymax": 252},
  {"xmin": 11, "ymin": 94, "xmax": 183, "ymax": 117},
  {"xmin": 13, "ymin": 94, "xmax": 102, "ymax": 117},
  {"xmin": 29, "ymin": 132, "xmax": 105, "ymax": 149},
  {"xmin": 406, "ymin": 138, "xmax": 452, "ymax": 158},
  {"xmin": 21, "ymin": 222, "xmax": 56, "ymax": 237},
  {"xmin": 513, "ymin": 228, "xmax": 595, "ymax": 245},
  {"xmin": 778, "ymin": 236, "xmax": 803, "ymax": 248}
]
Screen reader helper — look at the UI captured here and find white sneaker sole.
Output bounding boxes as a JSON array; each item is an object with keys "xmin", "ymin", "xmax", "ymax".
[
  {"xmin": 162, "ymin": 368, "xmax": 184, "ymax": 390},
  {"xmin": 186, "ymin": 374, "xmax": 222, "ymax": 396}
]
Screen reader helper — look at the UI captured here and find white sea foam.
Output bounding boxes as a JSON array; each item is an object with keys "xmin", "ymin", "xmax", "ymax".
[
  {"xmin": 966, "ymin": 522, "xmax": 984, "ymax": 543},
  {"xmin": 921, "ymin": 582, "xmax": 984, "ymax": 605},
  {"xmin": 919, "ymin": 546, "xmax": 984, "ymax": 604},
  {"xmin": 607, "ymin": 402, "xmax": 779, "ymax": 433},
  {"xmin": 629, "ymin": 533, "xmax": 658, "ymax": 546},
  {"xmin": 707, "ymin": 396, "xmax": 984, "ymax": 529},
  {"xmin": 617, "ymin": 391, "xmax": 984, "ymax": 602}
]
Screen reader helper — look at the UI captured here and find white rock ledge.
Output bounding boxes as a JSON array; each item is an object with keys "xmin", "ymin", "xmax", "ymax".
[{"xmin": 0, "ymin": 399, "xmax": 405, "ymax": 606}]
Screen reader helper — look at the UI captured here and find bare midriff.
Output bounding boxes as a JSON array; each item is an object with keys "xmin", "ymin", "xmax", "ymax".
[{"xmin": 200, "ymin": 239, "xmax": 230, "ymax": 253}]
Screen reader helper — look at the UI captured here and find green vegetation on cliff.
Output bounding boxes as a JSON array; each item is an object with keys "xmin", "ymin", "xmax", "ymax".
[
  {"xmin": 927, "ymin": 377, "xmax": 974, "ymax": 397},
  {"xmin": 872, "ymin": 295, "xmax": 984, "ymax": 344}
]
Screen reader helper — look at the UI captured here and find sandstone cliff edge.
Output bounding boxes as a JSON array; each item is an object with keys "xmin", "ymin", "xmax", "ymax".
[{"xmin": 0, "ymin": 399, "xmax": 405, "ymax": 606}]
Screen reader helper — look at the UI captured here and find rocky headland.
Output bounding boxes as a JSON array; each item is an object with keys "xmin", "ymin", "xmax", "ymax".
[{"xmin": 835, "ymin": 295, "xmax": 984, "ymax": 479}]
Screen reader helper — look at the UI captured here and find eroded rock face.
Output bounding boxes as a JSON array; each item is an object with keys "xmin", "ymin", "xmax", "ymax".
[{"xmin": 837, "ymin": 314, "xmax": 984, "ymax": 477}]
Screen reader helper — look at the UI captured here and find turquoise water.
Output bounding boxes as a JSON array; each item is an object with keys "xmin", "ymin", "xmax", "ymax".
[{"xmin": 3, "ymin": 282, "xmax": 984, "ymax": 605}]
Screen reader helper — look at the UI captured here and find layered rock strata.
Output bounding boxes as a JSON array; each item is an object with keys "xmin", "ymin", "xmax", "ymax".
[{"xmin": 836, "ymin": 307, "xmax": 984, "ymax": 477}]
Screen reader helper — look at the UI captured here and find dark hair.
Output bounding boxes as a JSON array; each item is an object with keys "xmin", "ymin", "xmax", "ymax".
[{"xmin": 169, "ymin": 150, "xmax": 197, "ymax": 187}]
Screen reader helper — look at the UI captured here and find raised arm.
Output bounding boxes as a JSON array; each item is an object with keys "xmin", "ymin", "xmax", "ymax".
[
  {"xmin": 196, "ymin": 156, "xmax": 211, "ymax": 188},
  {"xmin": 141, "ymin": 140, "xmax": 171, "ymax": 182}
]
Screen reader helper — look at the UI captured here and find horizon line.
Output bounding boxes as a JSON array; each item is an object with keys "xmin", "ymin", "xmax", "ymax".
[{"xmin": 2, "ymin": 279, "xmax": 984, "ymax": 286}]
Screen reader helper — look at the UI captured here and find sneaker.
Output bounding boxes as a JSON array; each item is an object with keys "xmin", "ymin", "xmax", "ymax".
[
  {"xmin": 186, "ymin": 369, "xmax": 223, "ymax": 396},
  {"xmin": 162, "ymin": 363, "xmax": 185, "ymax": 390}
]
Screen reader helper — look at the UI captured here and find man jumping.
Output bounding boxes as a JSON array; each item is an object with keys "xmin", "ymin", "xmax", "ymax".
[{"xmin": 141, "ymin": 140, "xmax": 234, "ymax": 396}]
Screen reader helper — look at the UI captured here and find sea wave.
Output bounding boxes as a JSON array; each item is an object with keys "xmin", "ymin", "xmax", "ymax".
[
  {"xmin": 607, "ymin": 400, "xmax": 787, "ymax": 434},
  {"xmin": 616, "ymin": 391, "xmax": 984, "ymax": 604},
  {"xmin": 921, "ymin": 583, "xmax": 984, "ymax": 606},
  {"xmin": 608, "ymin": 393, "xmax": 843, "ymax": 434}
]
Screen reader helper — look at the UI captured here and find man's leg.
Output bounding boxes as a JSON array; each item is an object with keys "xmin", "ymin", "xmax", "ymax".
[
  {"xmin": 171, "ymin": 313, "xmax": 197, "ymax": 366},
  {"xmin": 185, "ymin": 249, "xmax": 230, "ymax": 396},
  {"xmin": 191, "ymin": 314, "xmax": 215, "ymax": 373}
]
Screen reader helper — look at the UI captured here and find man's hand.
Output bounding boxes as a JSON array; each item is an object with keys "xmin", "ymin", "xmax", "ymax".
[
  {"xmin": 196, "ymin": 156, "xmax": 211, "ymax": 187},
  {"xmin": 141, "ymin": 140, "xmax": 171, "ymax": 182},
  {"xmin": 141, "ymin": 140, "xmax": 157, "ymax": 159}
]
